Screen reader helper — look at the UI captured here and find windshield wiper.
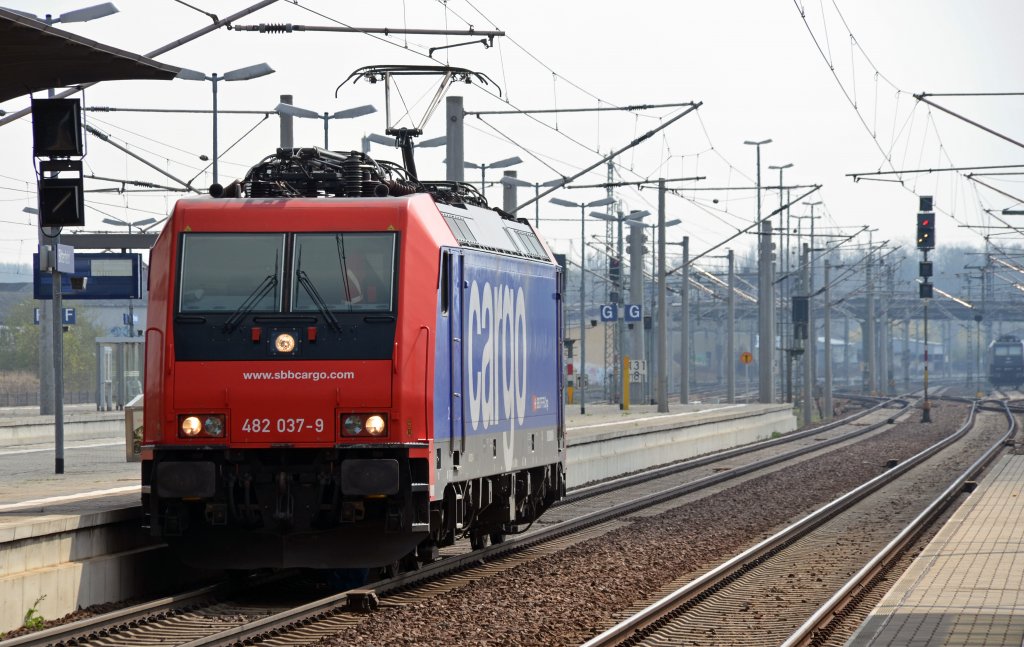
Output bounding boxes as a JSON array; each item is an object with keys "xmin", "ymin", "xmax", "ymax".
[
  {"xmin": 223, "ymin": 273, "xmax": 278, "ymax": 333},
  {"xmin": 296, "ymin": 269, "xmax": 342, "ymax": 332}
]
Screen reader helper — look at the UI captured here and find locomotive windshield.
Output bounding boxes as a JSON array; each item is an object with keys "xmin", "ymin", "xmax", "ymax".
[
  {"xmin": 292, "ymin": 233, "xmax": 396, "ymax": 312},
  {"xmin": 994, "ymin": 345, "xmax": 1023, "ymax": 357},
  {"xmin": 179, "ymin": 233, "xmax": 284, "ymax": 312},
  {"xmin": 178, "ymin": 232, "xmax": 396, "ymax": 314}
]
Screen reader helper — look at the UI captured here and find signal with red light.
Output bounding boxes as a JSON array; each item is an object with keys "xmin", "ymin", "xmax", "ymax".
[{"xmin": 916, "ymin": 212, "xmax": 935, "ymax": 250}]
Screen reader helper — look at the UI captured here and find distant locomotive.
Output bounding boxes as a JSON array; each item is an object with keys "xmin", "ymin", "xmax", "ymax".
[
  {"xmin": 141, "ymin": 147, "xmax": 566, "ymax": 569},
  {"xmin": 987, "ymin": 334, "xmax": 1024, "ymax": 389}
]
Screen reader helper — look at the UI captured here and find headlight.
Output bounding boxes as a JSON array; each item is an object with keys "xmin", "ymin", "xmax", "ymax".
[
  {"xmin": 274, "ymin": 332, "xmax": 296, "ymax": 353},
  {"xmin": 181, "ymin": 416, "xmax": 202, "ymax": 437},
  {"xmin": 204, "ymin": 416, "xmax": 224, "ymax": 437},
  {"xmin": 178, "ymin": 414, "xmax": 227, "ymax": 439},
  {"xmin": 341, "ymin": 413, "xmax": 387, "ymax": 438},
  {"xmin": 343, "ymin": 414, "xmax": 364, "ymax": 436},
  {"xmin": 365, "ymin": 415, "xmax": 386, "ymax": 436}
]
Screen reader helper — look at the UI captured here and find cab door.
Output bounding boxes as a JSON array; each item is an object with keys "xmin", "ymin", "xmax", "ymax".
[{"xmin": 447, "ymin": 251, "xmax": 465, "ymax": 452}]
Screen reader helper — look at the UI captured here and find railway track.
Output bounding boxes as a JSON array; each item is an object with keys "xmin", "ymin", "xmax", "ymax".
[
  {"xmin": 580, "ymin": 399, "xmax": 1016, "ymax": 647},
  {"xmin": 1, "ymin": 393, "xmax": 939, "ymax": 647}
]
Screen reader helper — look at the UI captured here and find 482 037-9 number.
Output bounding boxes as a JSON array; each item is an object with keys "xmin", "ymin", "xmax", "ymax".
[{"xmin": 241, "ymin": 418, "xmax": 325, "ymax": 433}]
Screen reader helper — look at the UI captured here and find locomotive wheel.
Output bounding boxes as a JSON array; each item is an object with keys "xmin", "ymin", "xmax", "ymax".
[
  {"xmin": 489, "ymin": 531, "xmax": 506, "ymax": 545},
  {"xmin": 400, "ymin": 551, "xmax": 420, "ymax": 572},
  {"xmin": 417, "ymin": 541, "xmax": 439, "ymax": 564},
  {"xmin": 379, "ymin": 560, "xmax": 401, "ymax": 579},
  {"xmin": 470, "ymin": 531, "xmax": 488, "ymax": 550}
]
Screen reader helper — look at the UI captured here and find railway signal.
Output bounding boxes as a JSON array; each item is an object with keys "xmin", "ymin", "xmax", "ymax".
[
  {"xmin": 917, "ymin": 196, "xmax": 934, "ymax": 422},
  {"xmin": 916, "ymin": 212, "xmax": 935, "ymax": 250}
]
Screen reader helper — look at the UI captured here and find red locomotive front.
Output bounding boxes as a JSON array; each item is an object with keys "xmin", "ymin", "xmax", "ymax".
[
  {"xmin": 142, "ymin": 194, "xmax": 451, "ymax": 568},
  {"xmin": 142, "ymin": 146, "xmax": 565, "ymax": 572}
]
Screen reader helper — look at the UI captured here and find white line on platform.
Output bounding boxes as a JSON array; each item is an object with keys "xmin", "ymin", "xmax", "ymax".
[
  {"xmin": 0, "ymin": 485, "xmax": 140, "ymax": 513},
  {"xmin": 572, "ymin": 404, "xmax": 746, "ymax": 431},
  {"xmin": 0, "ymin": 441, "xmax": 124, "ymax": 456}
]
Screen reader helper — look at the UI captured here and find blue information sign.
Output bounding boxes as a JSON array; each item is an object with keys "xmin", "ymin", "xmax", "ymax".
[
  {"xmin": 599, "ymin": 303, "xmax": 618, "ymax": 322},
  {"xmin": 33, "ymin": 252, "xmax": 142, "ymax": 300},
  {"xmin": 33, "ymin": 307, "xmax": 76, "ymax": 324},
  {"xmin": 624, "ymin": 303, "xmax": 643, "ymax": 322}
]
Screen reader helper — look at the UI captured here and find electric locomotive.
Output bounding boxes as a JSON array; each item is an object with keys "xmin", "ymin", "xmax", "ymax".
[
  {"xmin": 987, "ymin": 334, "xmax": 1024, "ymax": 389},
  {"xmin": 141, "ymin": 147, "xmax": 566, "ymax": 569}
]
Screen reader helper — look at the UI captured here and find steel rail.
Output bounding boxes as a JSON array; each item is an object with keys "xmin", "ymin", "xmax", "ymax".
[
  {"xmin": 781, "ymin": 400, "xmax": 1017, "ymax": 646},
  {"xmin": 580, "ymin": 400, "xmax": 983, "ymax": 647},
  {"xmin": 1, "ymin": 583, "xmax": 223, "ymax": 647},
  {"xmin": 179, "ymin": 399, "xmax": 919, "ymax": 645},
  {"xmin": 0, "ymin": 396, "xmax": 913, "ymax": 647}
]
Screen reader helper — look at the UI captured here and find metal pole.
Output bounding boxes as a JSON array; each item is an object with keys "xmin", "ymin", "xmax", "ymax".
[
  {"xmin": 279, "ymin": 94, "xmax": 293, "ymax": 149},
  {"xmin": 580, "ymin": 206, "xmax": 587, "ymax": 414},
  {"xmin": 211, "ymin": 73, "xmax": 219, "ymax": 186},
  {"xmin": 617, "ymin": 216, "xmax": 625, "ymax": 409},
  {"xmin": 808, "ymin": 205, "xmax": 816, "ymax": 396},
  {"xmin": 844, "ymin": 315, "xmax": 850, "ymax": 386},
  {"xmin": 680, "ymin": 234, "xmax": 690, "ymax": 406},
  {"xmin": 534, "ymin": 185, "xmax": 541, "ymax": 229},
  {"xmin": 883, "ymin": 265, "xmax": 894, "ymax": 394},
  {"xmin": 628, "ymin": 222, "xmax": 645, "ymax": 400},
  {"xmin": 802, "ymin": 243, "xmax": 812, "ymax": 425},
  {"xmin": 759, "ymin": 220, "xmax": 775, "ymax": 402},
  {"xmin": 657, "ymin": 180, "xmax": 669, "ymax": 412},
  {"xmin": 903, "ymin": 318, "xmax": 911, "ymax": 391},
  {"xmin": 975, "ymin": 315, "xmax": 982, "ymax": 395},
  {"xmin": 727, "ymin": 249, "xmax": 735, "ymax": 403},
  {"xmin": 446, "ymin": 96, "xmax": 464, "ymax": 183},
  {"xmin": 51, "ymin": 233, "xmax": 64, "ymax": 474},
  {"xmin": 865, "ymin": 243, "xmax": 876, "ymax": 393},
  {"xmin": 823, "ymin": 258, "xmax": 833, "ymax": 420},
  {"xmin": 922, "ymin": 302, "xmax": 931, "ymax": 421},
  {"xmin": 322, "ymin": 113, "xmax": 330, "ymax": 149},
  {"xmin": 502, "ymin": 170, "xmax": 517, "ymax": 213},
  {"xmin": 37, "ymin": 229, "xmax": 54, "ymax": 415}
]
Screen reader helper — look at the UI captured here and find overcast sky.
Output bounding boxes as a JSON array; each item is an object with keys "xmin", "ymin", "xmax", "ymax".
[{"xmin": 1, "ymin": 0, "xmax": 1021, "ymax": 277}]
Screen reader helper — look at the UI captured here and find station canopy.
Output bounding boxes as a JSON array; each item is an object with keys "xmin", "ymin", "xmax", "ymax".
[{"xmin": 0, "ymin": 8, "xmax": 180, "ymax": 103}]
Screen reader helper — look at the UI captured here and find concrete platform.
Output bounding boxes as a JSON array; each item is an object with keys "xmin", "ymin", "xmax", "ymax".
[
  {"xmin": 0, "ymin": 404, "xmax": 124, "ymax": 446},
  {"xmin": 564, "ymin": 402, "xmax": 795, "ymax": 487},
  {"xmin": 847, "ymin": 453, "xmax": 1024, "ymax": 646},
  {"xmin": 0, "ymin": 400, "xmax": 796, "ymax": 633}
]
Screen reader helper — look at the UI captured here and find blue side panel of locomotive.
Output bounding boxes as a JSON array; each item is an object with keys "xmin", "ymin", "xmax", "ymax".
[
  {"xmin": 459, "ymin": 249, "xmax": 560, "ymax": 439},
  {"xmin": 432, "ymin": 248, "xmax": 560, "ymax": 454}
]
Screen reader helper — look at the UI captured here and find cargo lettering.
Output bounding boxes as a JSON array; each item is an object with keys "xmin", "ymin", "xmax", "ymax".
[{"xmin": 467, "ymin": 279, "xmax": 527, "ymax": 432}]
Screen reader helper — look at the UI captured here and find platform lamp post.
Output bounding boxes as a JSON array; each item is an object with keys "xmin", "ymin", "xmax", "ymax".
[
  {"xmin": 652, "ymin": 219, "xmax": 682, "ymax": 408},
  {"xmin": 550, "ymin": 196, "xmax": 617, "ymax": 414},
  {"xmin": 500, "ymin": 176, "xmax": 563, "ymax": 227},
  {"xmin": 12, "ymin": 2, "xmax": 118, "ymax": 27},
  {"xmin": 465, "ymin": 156, "xmax": 523, "ymax": 198},
  {"xmin": 769, "ymin": 162, "xmax": 792, "ymax": 399},
  {"xmin": 744, "ymin": 138, "xmax": 774, "ymax": 403},
  {"xmin": 176, "ymin": 63, "xmax": 276, "ymax": 186},
  {"xmin": 592, "ymin": 209, "xmax": 650, "ymax": 408},
  {"xmin": 802, "ymin": 201, "xmax": 822, "ymax": 393},
  {"xmin": 275, "ymin": 102, "xmax": 377, "ymax": 150}
]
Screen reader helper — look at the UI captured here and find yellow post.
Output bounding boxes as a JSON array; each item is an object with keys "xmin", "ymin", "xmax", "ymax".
[{"xmin": 623, "ymin": 355, "xmax": 630, "ymax": 411}]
